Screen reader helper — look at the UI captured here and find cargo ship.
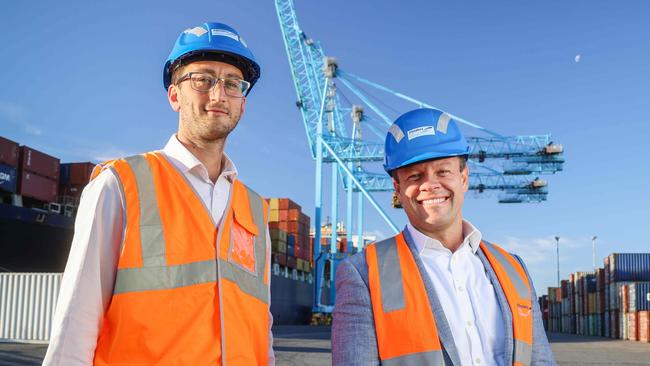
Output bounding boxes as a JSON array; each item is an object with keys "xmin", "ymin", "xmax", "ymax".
[{"xmin": 0, "ymin": 135, "xmax": 317, "ymax": 325}]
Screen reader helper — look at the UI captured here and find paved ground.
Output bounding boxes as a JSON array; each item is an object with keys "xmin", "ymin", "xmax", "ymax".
[{"xmin": 1, "ymin": 328, "xmax": 649, "ymax": 365}]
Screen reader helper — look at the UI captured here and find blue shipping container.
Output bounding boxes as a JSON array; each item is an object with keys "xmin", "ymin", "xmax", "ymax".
[
  {"xmin": 609, "ymin": 253, "xmax": 650, "ymax": 282},
  {"xmin": 629, "ymin": 282, "xmax": 650, "ymax": 311},
  {"xmin": 0, "ymin": 163, "xmax": 17, "ymax": 193},
  {"xmin": 59, "ymin": 163, "xmax": 71, "ymax": 185}
]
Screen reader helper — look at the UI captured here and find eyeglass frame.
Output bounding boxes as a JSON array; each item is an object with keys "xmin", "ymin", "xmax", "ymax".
[{"xmin": 175, "ymin": 72, "xmax": 251, "ymax": 98}]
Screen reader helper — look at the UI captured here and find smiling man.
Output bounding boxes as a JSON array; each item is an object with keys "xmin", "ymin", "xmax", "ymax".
[
  {"xmin": 43, "ymin": 22, "xmax": 274, "ymax": 365},
  {"xmin": 332, "ymin": 108, "xmax": 556, "ymax": 365}
]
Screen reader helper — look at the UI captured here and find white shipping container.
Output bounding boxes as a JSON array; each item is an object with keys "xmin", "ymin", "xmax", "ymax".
[{"xmin": 0, "ymin": 273, "xmax": 62, "ymax": 342}]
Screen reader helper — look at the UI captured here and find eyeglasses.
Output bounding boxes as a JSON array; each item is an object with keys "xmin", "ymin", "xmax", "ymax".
[{"xmin": 176, "ymin": 72, "xmax": 250, "ymax": 98}]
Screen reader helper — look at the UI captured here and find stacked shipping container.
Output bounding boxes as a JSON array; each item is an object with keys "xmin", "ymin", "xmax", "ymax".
[
  {"xmin": 0, "ymin": 135, "xmax": 95, "ymax": 209},
  {"xmin": 541, "ymin": 253, "xmax": 650, "ymax": 343},
  {"xmin": 0, "ymin": 137, "xmax": 20, "ymax": 195},
  {"xmin": 267, "ymin": 198, "xmax": 312, "ymax": 273}
]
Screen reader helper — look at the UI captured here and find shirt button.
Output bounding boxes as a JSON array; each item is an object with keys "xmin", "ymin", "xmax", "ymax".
[
  {"xmin": 475, "ymin": 358, "xmax": 481, "ymax": 364},
  {"xmin": 466, "ymin": 321, "xmax": 472, "ymax": 327},
  {"xmin": 457, "ymin": 285, "xmax": 464, "ymax": 292}
]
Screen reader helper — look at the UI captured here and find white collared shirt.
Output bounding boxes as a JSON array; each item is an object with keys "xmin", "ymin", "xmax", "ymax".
[
  {"xmin": 44, "ymin": 135, "xmax": 275, "ymax": 365},
  {"xmin": 407, "ymin": 221, "xmax": 505, "ymax": 366}
]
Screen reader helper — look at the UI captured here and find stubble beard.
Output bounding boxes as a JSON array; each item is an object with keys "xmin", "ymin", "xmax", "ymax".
[{"xmin": 182, "ymin": 108, "xmax": 241, "ymax": 144}]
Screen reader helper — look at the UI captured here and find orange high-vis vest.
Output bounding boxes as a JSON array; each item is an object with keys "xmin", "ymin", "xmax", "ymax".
[
  {"xmin": 91, "ymin": 152, "xmax": 270, "ymax": 365},
  {"xmin": 366, "ymin": 232, "xmax": 533, "ymax": 366}
]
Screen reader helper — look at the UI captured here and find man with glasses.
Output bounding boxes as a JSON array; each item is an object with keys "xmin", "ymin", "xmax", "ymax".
[{"xmin": 44, "ymin": 22, "xmax": 275, "ymax": 365}]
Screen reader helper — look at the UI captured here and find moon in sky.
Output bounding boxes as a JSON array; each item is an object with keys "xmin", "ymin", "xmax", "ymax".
[{"xmin": 575, "ymin": 54, "xmax": 581, "ymax": 63}]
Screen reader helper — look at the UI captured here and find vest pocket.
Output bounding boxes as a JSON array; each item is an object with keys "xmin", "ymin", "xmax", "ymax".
[{"xmin": 228, "ymin": 219, "xmax": 258, "ymax": 276}]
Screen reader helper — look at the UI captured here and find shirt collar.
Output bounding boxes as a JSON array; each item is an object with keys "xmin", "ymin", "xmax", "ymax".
[
  {"xmin": 406, "ymin": 219, "xmax": 483, "ymax": 255},
  {"xmin": 162, "ymin": 134, "xmax": 238, "ymax": 182}
]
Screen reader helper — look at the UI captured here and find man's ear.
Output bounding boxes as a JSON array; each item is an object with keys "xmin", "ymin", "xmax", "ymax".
[
  {"xmin": 462, "ymin": 164, "xmax": 469, "ymax": 192},
  {"xmin": 240, "ymin": 96, "xmax": 246, "ymax": 116},
  {"xmin": 168, "ymin": 84, "xmax": 181, "ymax": 112}
]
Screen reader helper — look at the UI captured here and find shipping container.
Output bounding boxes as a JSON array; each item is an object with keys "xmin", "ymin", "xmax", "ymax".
[
  {"xmin": 287, "ymin": 256, "xmax": 297, "ymax": 269},
  {"xmin": 60, "ymin": 162, "xmax": 94, "ymax": 185},
  {"xmin": 639, "ymin": 311, "xmax": 650, "ymax": 343},
  {"xmin": 0, "ymin": 136, "xmax": 20, "ymax": 167},
  {"xmin": 270, "ymin": 228, "xmax": 288, "ymax": 243},
  {"xmin": 628, "ymin": 312, "xmax": 638, "ymax": 341},
  {"xmin": 0, "ymin": 163, "xmax": 17, "ymax": 193},
  {"xmin": 628, "ymin": 282, "xmax": 650, "ymax": 312},
  {"xmin": 608, "ymin": 253, "xmax": 650, "ymax": 282},
  {"xmin": 272, "ymin": 240, "xmax": 287, "ymax": 254},
  {"xmin": 18, "ymin": 171, "xmax": 58, "ymax": 203},
  {"xmin": 278, "ymin": 198, "xmax": 300, "ymax": 211},
  {"xmin": 0, "ymin": 273, "xmax": 62, "ymax": 342},
  {"xmin": 58, "ymin": 183, "xmax": 85, "ymax": 199},
  {"xmin": 272, "ymin": 253, "xmax": 287, "ymax": 266},
  {"xmin": 610, "ymin": 310, "xmax": 619, "ymax": 339},
  {"xmin": 19, "ymin": 146, "xmax": 60, "ymax": 180}
]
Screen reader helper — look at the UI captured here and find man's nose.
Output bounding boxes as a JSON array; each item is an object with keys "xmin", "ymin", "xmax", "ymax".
[{"xmin": 209, "ymin": 80, "xmax": 227, "ymax": 101}]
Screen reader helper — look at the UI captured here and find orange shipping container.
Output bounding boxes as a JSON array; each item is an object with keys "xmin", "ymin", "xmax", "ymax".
[
  {"xmin": 288, "ymin": 208, "xmax": 300, "ymax": 221},
  {"xmin": 639, "ymin": 311, "xmax": 650, "ymax": 343}
]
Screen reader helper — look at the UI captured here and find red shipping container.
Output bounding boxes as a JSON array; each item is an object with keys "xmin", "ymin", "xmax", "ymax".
[
  {"xmin": 287, "ymin": 208, "xmax": 300, "ymax": 221},
  {"xmin": 278, "ymin": 198, "xmax": 301, "ymax": 211},
  {"xmin": 268, "ymin": 221, "xmax": 289, "ymax": 231},
  {"xmin": 287, "ymin": 256, "xmax": 297, "ymax": 269},
  {"xmin": 18, "ymin": 171, "xmax": 58, "ymax": 202},
  {"xmin": 273, "ymin": 253, "xmax": 287, "ymax": 266},
  {"xmin": 629, "ymin": 312, "xmax": 639, "ymax": 341},
  {"xmin": 0, "ymin": 136, "xmax": 19, "ymax": 167},
  {"xmin": 287, "ymin": 221, "xmax": 299, "ymax": 234},
  {"xmin": 299, "ymin": 212, "xmax": 309, "ymax": 225},
  {"xmin": 639, "ymin": 311, "xmax": 650, "ymax": 343},
  {"xmin": 69, "ymin": 162, "xmax": 95, "ymax": 185},
  {"xmin": 59, "ymin": 184, "xmax": 85, "ymax": 199},
  {"xmin": 20, "ymin": 146, "xmax": 60, "ymax": 180},
  {"xmin": 278, "ymin": 209, "xmax": 288, "ymax": 221}
]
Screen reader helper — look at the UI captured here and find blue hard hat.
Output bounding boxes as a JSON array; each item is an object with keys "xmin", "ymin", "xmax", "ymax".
[
  {"xmin": 163, "ymin": 22, "xmax": 260, "ymax": 94},
  {"xmin": 383, "ymin": 108, "xmax": 470, "ymax": 174}
]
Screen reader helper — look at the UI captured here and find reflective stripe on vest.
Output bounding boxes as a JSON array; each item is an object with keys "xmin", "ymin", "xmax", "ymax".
[
  {"xmin": 93, "ymin": 152, "xmax": 269, "ymax": 366},
  {"xmin": 367, "ymin": 233, "xmax": 534, "ymax": 366},
  {"xmin": 366, "ymin": 233, "xmax": 445, "ymax": 365},
  {"xmin": 480, "ymin": 241, "xmax": 533, "ymax": 366}
]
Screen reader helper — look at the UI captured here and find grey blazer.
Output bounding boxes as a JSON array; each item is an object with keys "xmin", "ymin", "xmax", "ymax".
[{"xmin": 331, "ymin": 230, "xmax": 556, "ymax": 365}]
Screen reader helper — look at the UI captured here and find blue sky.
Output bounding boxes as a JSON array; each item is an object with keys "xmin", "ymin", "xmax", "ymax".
[{"xmin": 2, "ymin": 1, "xmax": 649, "ymax": 295}]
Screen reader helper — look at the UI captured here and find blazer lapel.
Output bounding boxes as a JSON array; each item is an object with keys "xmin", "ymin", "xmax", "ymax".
[
  {"xmin": 402, "ymin": 229, "xmax": 462, "ymax": 366},
  {"xmin": 477, "ymin": 242, "xmax": 514, "ymax": 366}
]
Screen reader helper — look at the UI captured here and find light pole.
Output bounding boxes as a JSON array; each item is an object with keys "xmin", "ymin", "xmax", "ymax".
[
  {"xmin": 555, "ymin": 236, "xmax": 560, "ymax": 287},
  {"xmin": 592, "ymin": 236, "xmax": 597, "ymax": 271}
]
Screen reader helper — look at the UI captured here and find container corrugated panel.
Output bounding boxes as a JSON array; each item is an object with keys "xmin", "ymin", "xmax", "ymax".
[
  {"xmin": 0, "ymin": 136, "xmax": 20, "ymax": 167},
  {"xmin": 0, "ymin": 273, "xmax": 62, "ymax": 342},
  {"xmin": 17, "ymin": 171, "xmax": 58, "ymax": 203},
  {"xmin": 19, "ymin": 146, "xmax": 60, "ymax": 180},
  {"xmin": 639, "ymin": 311, "xmax": 650, "ymax": 343},
  {"xmin": 60, "ymin": 162, "xmax": 94, "ymax": 185},
  {"xmin": 610, "ymin": 310, "xmax": 619, "ymax": 339},
  {"xmin": 628, "ymin": 312, "xmax": 638, "ymax": 341},
  {"xmin": 609, "ymin": 253, "xmax": 650, "ymax": 282},
  {"xmin": 629, "ymin": 282, "xmax": 650, "ymax": 312},
  {"xmin": 0, "ymin": 163, "xmax": 17, "ymax": 193}
]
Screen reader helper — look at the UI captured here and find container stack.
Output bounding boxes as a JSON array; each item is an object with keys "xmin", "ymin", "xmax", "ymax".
[
  {"xmin": 17, "ymin": 146, "xmax": 60, "ymax": 203},
  {"xmin": 540, "ymin": 252, "xmax": 650, "ymax": 343},
  {"xmin": 59, "ymin": 162, "xmax": 95, "ymax": 202},
  {"xmin": 267, "ymin": 198, "xmax": 312, "ymax": 273},
  {"xmin": 0, "ymin": 136, "xmax": 20, "ymax": 196}
]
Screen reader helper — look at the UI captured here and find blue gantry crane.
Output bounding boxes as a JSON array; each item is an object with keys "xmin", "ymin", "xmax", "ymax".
[{"xmin": 275, "ymin": 0, "xmax": 565, "ymax": 314}]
